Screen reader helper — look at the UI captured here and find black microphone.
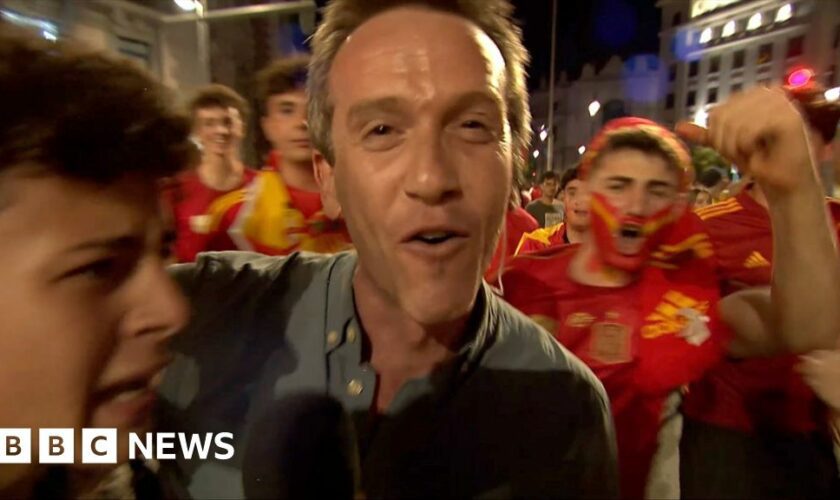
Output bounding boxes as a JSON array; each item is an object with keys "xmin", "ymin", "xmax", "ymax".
[{"xmin": 242, "ymin": 393, "xmax": 359, "ymax": 500}]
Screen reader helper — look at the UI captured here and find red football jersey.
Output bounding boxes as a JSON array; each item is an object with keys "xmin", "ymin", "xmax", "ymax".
[
  {"xmin": 501, "ymin": 211, "xmax": 728, "ymax": 498},
  {"xmin": 683, "ymin": 190, "xmax": 840, "ymax": 433},
  {"xmin": 484, "ymin": 206, "xmax": 539, "ymax": 282},
  {"xmin": 164, "ymin": 169, "xmax": 257, "ymax": 262}
]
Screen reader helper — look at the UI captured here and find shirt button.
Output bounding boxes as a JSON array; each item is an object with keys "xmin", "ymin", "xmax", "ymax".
[
  {"xmin": 347, "ymin": 379, "xmax": 364, "ymax": 396},
  {"xmin": 346, "ymin": 327, "xmax": 357, "ymax": 343},
  {"xmin": 326, "ymin": 330, "xmax": 340, "ymax": 347}
]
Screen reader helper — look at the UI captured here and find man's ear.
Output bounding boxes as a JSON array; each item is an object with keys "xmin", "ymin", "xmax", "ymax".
[{"xmin": 313, "ymin": 150, "xmax": 342, "ymax": 220}]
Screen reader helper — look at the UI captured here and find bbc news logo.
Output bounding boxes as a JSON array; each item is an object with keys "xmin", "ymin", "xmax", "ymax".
[{"xmin": 0, "ymin": 429, "xmax": 234, "ymax": 464}]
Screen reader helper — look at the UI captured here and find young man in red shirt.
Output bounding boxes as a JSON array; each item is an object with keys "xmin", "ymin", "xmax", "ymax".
[
  {"xmin": 165, "ymin": 85, "xmax": 257, "ymax": 262},
  {"xmin": 515, "ymin": 165, "xmax": 589, "ymax": 254},
  {"xmin": 502, "ymin": 87, "xmax": 840, "ymax": 497},
  {"xmin": 680, "ymin": 85, "xmax": 840, "ymax": 498},
  {"xmin": 209, "ymin": 56, "xmax": 351, "ymax": 255}
]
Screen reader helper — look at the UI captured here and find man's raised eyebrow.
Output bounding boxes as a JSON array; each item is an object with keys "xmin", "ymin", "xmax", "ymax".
[{"xmin": 346, "ymin": 97, "xmax": 408, "ymax": 127}]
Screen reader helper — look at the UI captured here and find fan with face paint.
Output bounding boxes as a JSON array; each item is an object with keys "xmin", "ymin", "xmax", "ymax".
[{"xmin": 580, "ymin": 117, "xmax": 694, "ymax": 272}]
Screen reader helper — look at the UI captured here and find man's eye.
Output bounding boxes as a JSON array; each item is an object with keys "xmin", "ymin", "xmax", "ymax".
[
  {"xmin": 368, "ymin": 124, "xmax": 394, "ymax": 137},
  {"xmin": 462, "ymin": 120, "xmax": 487, "ymax": 129},
  {"xmin": 457, "ymin": 120, "xmax": 494, "ymax": 143}
]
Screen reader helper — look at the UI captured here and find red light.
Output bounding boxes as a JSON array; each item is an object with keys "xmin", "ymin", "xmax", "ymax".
[{"xmin": 787, "ymin": 68, "xmax": 814, "ymax": 88}]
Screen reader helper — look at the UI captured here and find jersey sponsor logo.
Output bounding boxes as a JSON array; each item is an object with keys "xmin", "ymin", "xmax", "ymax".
[
  {"xmin": 565, "ymin": 312, "xmax": 596, "ymax": 328},
  {"xmin": 642, "ymin": 290, "xmax": 709, "ymax": 339},
  {"xmin": 590, "ymin": 320, "xmax": 633, "ymax": 364},
  {"xmin": 743, "ymin": 251, "xmax": 771, "ymax": 269}
]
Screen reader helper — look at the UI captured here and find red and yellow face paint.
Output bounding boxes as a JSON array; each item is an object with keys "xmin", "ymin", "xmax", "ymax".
[{"xmin": 588, "ymin": 192, "xmax": 678, "ymax": 272}]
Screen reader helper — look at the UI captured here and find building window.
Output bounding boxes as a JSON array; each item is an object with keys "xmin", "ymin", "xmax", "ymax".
[
  {"xmin": 669, "ymin": 64, "xmax": 677, "ymax": 82},
  {"xmin": 757, "ymin": 43, "xmax": 773, "ymax": 65},
  {"xmin": 117, "ymin": 37, "xmax": 151, "ymax": 69},
  {"xmin": 687, "ymin": 90, "xmax": 696, "ymax": 107},
  {"xmin": 672, "ymin": 12, "xmax": 682, "ymax": 28},
  {"xmin": 709, "ymin": 56, "xmax": 720, "ymax": 74},
  {"xmin": 722, "ymin": 20, "xmax": 736, "ymax": 38},
  {"xmin": 689, "ymin": 60, "xmax": 699, "ymax": 77},
  {"xmin": 666, "ymin": 93, "xmax": 675, "ymax": 110},
  {"xmin": 787, "ymin": 35, "xmax": 804, "ymax": 59},
  {"xmin": 733, "ymin": 50, "xmax": 745, "ymax": 69},
  {"xmin": 699, "ymin": 27, "xmax": 713, "ymax": 44},
  {"xmin": 747, "ymin": 13, "xmax": 762, "ymax": 31},
  {"xmin": 731, "ymin": 83, "xmax": 742, "ymax": 94},
  {"xmin": 708, "ymin": 87, "xmax": 718, "ymax": 104},
  {"xmin": 776, "ymin": 4, "xmax": 793, "ymax": 23}
]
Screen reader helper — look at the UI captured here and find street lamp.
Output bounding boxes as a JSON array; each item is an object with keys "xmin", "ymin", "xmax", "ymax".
[
  {"xmin": 588, "ymin": 100, "xmax": 601, "ymax": 117},
  {"xmin": 826, "ymin": 87, "xmax": 840, "ymax": 102},
  {"xmin": 533, "ymin": 150, "xmax": 540, "ymax": 159},
  {"xmin": 539, "ymin": 130, "xmax": 548, "ymax": 142},
  {"xmin": 578, "ymin": 146, "xmax": 586, "ymax": 155},
  {"xmin": 173, "ymin": 0, "xmax": 198, "ymax": 11},
  {"xmin": 694, "ymin": 108, "xmax": 709, "ymax": 128}
]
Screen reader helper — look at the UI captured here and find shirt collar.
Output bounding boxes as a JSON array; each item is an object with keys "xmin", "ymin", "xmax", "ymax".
[{"xmin": 323, "ymin": 252, "xmax": 497, "ymax": 372}]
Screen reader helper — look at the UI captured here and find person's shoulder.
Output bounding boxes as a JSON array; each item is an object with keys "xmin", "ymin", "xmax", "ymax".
[
  {"xmin": 484, "ymin": 291, "xmax": 606, "ymax": 395},
  {"xmin": 693, "ymin": 195, "xmax": 745, "ymax": 223},
  {"xmin": 172, "ymin": 250, "xmax": 349, "ymax": 297}
]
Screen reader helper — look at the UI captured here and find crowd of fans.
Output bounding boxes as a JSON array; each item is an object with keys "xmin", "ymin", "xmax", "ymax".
[{"xmin": 2, "ymin": 0, "xmax": 840, "ymax": 498}]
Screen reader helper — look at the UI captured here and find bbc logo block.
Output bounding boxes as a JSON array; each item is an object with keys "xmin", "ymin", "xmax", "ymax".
[
  {"xmin": 0, "ymin": 429, "xmax": 31, "ymax": 464},
  {"xmin": 39, "ymin": 428, "xmax": 74, "ymax": 464}
]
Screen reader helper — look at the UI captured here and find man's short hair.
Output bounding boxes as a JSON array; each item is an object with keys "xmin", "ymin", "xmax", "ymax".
[
  {"xmin": 560, "ymin": 166, "xmax": 580, "ymax": 191},
  {"xmin": 188, "ymin": 84, "xmax": 250, "ymax": 124},
  {"xmin": 788, "ymin": 85, "xmax": 840, "ymax": 144},
  {"xmin": 539, "ymin": 171, "xmax": 559, "ymax": 184},
  {"xmin": 307, "ymin": 0, "xmax": 531, "ymax": 172},
  {"xmin": 0, "ymin": 26, "xmax": 192, "ymax": 185},
  {"xmin": 256, "ymin": 56, "xmax": 309, "ymax": 115},
  {"xmin": 598, "ymin": 131, "xmax": 682, "ymax": 174}
]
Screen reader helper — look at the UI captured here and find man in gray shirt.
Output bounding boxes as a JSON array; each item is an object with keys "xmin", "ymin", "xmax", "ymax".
[
  {"xmin": 158, "ymin": 0, "xmax": 617, "ymax": 498},
  {"xmin": 526, "ymin": 171, "xmax": 564, "ymax": 227}
]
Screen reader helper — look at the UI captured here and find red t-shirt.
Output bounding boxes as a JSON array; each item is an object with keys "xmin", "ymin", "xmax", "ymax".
[
  {"xmin": 484, "ymin": 206, "xmax": 539, "ymax": 282},
  {"xmin": 501, "ymin": 211, "xmax": 728, "ymax": 498},
  {"xmin": 164, "ymin": 169, "xmax": 257, "ymax": 262},
  {"xmin": 683, "ymin": 191, "xmax": 840, "ymax": 434}
]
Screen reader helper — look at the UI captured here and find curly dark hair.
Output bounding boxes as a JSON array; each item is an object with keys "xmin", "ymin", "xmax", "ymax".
[
  {"xmin": 0, "ymin": 26, "xmax": 193, "ymax": 185},
  {"xmin": 256, "ymin": 56, "xmax": 309, "ymax": 115}
]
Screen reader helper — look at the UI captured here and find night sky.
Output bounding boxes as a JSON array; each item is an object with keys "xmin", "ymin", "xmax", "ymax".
[
  {"xmin": 310, "ymin": 0, "xmax": 663, "ymax": 90},
  {"xmin": 513, "ymin": 0, "xmax": 662, "ymax": 89}
]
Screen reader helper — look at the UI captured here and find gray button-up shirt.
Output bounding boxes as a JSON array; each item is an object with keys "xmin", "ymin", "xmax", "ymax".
[{"xmin": 158, "ymin": 251, "xmax": 617, "ymax": 499}]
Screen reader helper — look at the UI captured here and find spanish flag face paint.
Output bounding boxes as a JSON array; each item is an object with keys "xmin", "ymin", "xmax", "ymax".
[{"xmin": 589, "ymin": 192, "xmax": 678, "ymax": 272}]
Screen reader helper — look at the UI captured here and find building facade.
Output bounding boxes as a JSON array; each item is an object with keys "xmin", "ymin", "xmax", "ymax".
[
  {"xmin": 658, "ymin": 0, "xmax": 840, "ymax": 127},
  {"xmin": 530, "ymin": 54, "xmax": 665, "ymax": 173}
]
